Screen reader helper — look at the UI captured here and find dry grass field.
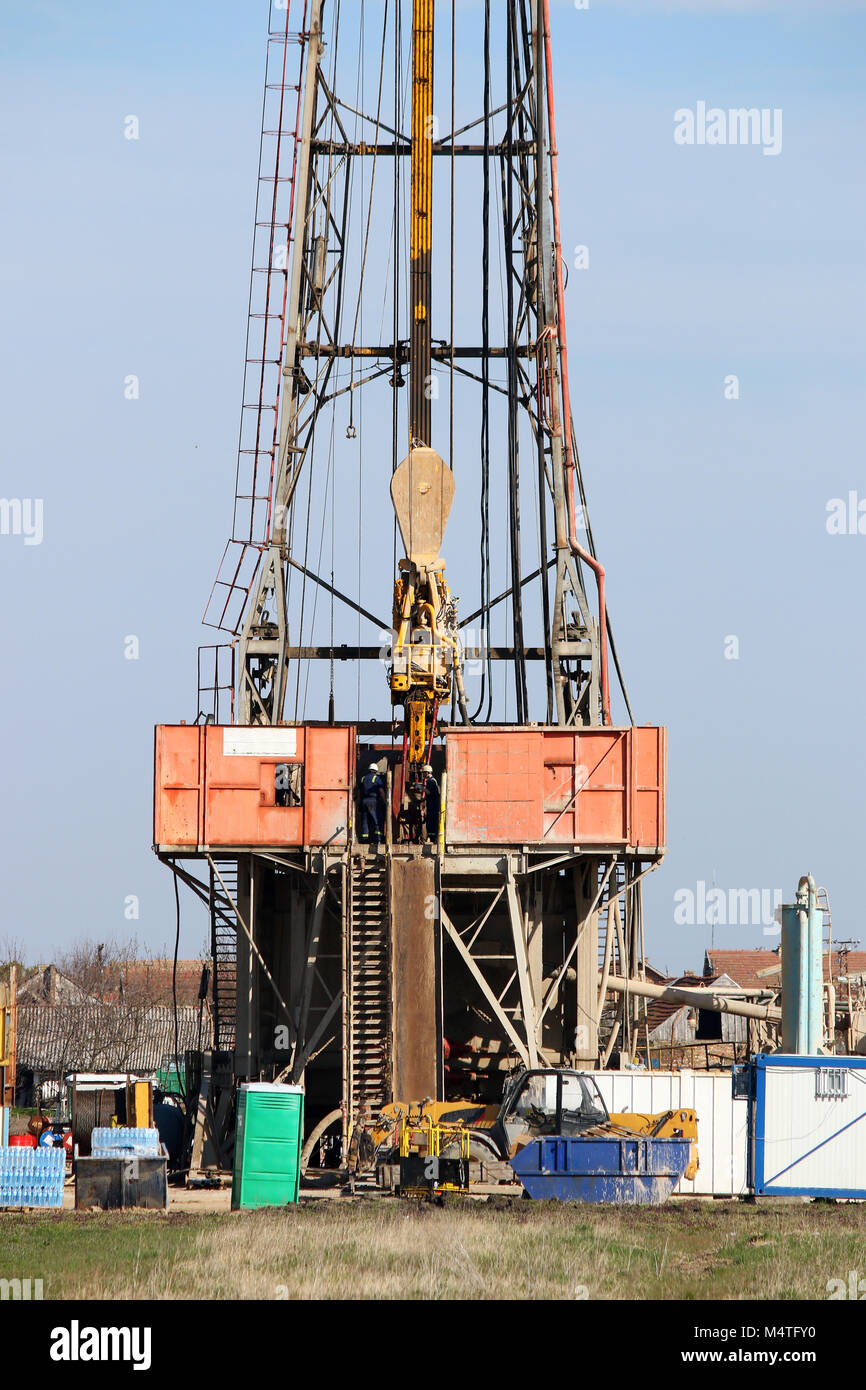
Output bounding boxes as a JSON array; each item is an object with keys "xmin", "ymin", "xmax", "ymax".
[{"xmin": 2, "ymin": 1197, "xmax": 865, "ymax": 1300}]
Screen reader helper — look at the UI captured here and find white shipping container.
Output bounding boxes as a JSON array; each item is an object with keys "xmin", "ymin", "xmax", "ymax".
[
  {"xmin": 594, "ymin": 1069, "xmax": 749, "ymax": 1196},
  {"xmin": 752, "ymin": 1055, "xmax": 866, "ymax": 1197}
]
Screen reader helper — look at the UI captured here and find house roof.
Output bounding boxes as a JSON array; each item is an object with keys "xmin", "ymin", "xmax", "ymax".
[
  {"xmin": 15, "ymin": 1002, "xmax": 211, "ymax": 1074},
  {"xmin": 640, "ymin": 961, "xmax": 669, "ymax": 985},
  {"xmin": 17, "ymin": 967, "xmax": 94, "ymax": 1007},
  {"xmin": 705, "ymin": 947, "xmax": 866, "ymax": 989},
  {"xmin": 111, "ymin": 961, "xmax": 207, "ymax": 1009},
  {"xmin": 645, "ymin": 974, "xmax": 705, "ymax": 1036},
  {"xmin": 704, "ymin": 949, "xmax": 780, "ymax": 989},
  {"xmin": 18, "ymin": 961, "xmax": 208, "ymax": 1010}
]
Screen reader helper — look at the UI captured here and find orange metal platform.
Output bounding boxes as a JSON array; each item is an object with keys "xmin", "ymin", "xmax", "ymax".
[
  {"xmin": 153, "ymin": 723, "xmax": 665, "ymax": 852},
  {"xmin": 445, "ymin": 726, "xmax": 665, "ymax": 848}
]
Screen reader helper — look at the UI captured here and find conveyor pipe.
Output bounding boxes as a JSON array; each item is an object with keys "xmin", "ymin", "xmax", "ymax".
[{"xmin": 601, "ymin": 973, "xmax": 782, "ymax": 1023}]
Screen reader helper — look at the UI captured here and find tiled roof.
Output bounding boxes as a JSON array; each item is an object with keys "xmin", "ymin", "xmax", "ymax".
[
  {"xmin": 111, "ymin": 961, "xmax": 207, "ymax": 1009},
  {"xmin": 645, "ymin": 974, "xmax": 704, "ymax": 1036},
  {"xmin": 18, "ymin": 961, "xmax": 209, "ymax": 1010},
  {"xmin": 705, "ymin": 948, "xmax": 866, "ymax": 988},
  {"xmin": 704, "ymin": 949, "xmax": 782, "ymax": 990}
]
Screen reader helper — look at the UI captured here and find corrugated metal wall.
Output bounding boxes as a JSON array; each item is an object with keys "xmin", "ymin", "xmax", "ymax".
[{"xmin": 595, "ymin": 1070, "xmax": 749, "ymax": 1196}]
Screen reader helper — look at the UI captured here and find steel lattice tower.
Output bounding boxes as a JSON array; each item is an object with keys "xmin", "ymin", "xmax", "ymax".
[{"xmin": 155, "ymin": 0, "xmax": 666, "ymax": 1166}]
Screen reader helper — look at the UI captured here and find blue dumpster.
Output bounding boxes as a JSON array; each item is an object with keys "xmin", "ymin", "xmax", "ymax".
[{"xmin": 509, "ymin": 1135, "xmax": 692, "ymax": 1204}]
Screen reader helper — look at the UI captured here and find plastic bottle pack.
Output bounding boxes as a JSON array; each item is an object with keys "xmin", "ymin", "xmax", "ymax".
[
  {"xmin": 0, "ymin": 1146, "xmax": 65, "ymax": 1208},
  {"xmin": 90, "ymin": 1126, "xmax": 161, "ymax": 1158}
]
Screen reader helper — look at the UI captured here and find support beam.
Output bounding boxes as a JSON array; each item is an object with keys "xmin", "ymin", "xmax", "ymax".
[
  {"xmin": 440, "ymin": 903, "xmax": 530, "ymax": 1067},
  {"xmin": 291, "ymin": 863, "xmax": 327, "ymax": 1082},
  {"xmin": 284, "ymin": 645, "xmax": 550, "ymax": 660},
  {"xmin": 310, "ymin": 141, "xmax": 536, "ymax": 157},
  {"xmin": 538, "ymin": 858, "xmax": 615, "ymax": 1026},
  {"xmin": 573, "ymin": 860, "xmax": 600, "ymax": 1063},
  {"xmin": 505, "ymin": 869, "xmax": 539, "ymax": 1067}
]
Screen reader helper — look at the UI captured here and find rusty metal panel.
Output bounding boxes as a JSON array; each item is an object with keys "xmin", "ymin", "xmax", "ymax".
[
  {"xmin": 153, "ymin": 725, "xmax": 203, "ymax": 846},
  {"xmin": 631, "ymin": 725, "xmax": 666, "ymax": 849},
  {"xmin": 204, "ymin": 725, "xmax": 306, "ymax": 846},
  {"xmin": 390, "ymin": 858, "xmax": 440, "ymax": 1102},
  {"xmin": 154, "ymin": 725, "xmax": 354, "ymax": 848},
  {"xmin": 544, "ymin": 730, "xmax": 629, "ymax": 845},
  {"xmin": 541, "ymin": 732, "xmax": 581, "ymax": 842},
  {"xmin": 445, "ymin": 731, "xmax": 544, "ymax": 843},
  {"xmin": 445, "ymin": 727, "xmax": 666, "ymax": 850},
  {"xmin": 304, "ymin": 726, "xmax": 353, "ymax": 846}
]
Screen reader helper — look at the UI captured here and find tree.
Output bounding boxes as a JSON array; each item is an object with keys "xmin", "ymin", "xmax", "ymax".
[{"xmin": 0, "ymin": 934, "xmax": 29, "ymax": 977}]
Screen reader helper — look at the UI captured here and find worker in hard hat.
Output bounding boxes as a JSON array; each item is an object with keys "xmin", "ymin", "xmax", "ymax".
[
  {"xmin": 359, "ymin": 762, "xmax": 387, "ymax": 846},
  {"xmin": 421, "ymin": 763, "xmax": 440, "ymax": 842}
]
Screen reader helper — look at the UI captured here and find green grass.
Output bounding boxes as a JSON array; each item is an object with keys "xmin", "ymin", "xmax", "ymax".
[{"xmin": 2, "ymin": 1199, "xmax": 866, "ymax": 1300}]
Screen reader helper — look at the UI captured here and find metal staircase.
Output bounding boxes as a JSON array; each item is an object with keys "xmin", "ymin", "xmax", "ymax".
[
  {"xmin": 346, "ymin": 857, "xmax": 391, "ymax": 1129},
  {"xmin": 210, "ymin": 859, "xmax": 240, "ymax": 1053}
]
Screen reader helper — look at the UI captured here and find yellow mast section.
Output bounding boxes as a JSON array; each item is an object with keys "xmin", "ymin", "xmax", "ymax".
[{"xmin": 410, "ymin": 0, "xmax": 434, "ymax": 447}]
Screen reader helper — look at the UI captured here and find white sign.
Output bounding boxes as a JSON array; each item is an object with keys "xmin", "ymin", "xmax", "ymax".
[{"xmin": 222, "ymin": 728, "xmax": 298, "ymax": 758}]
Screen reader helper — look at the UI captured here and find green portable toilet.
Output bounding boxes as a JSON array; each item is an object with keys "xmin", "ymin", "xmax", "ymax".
[{"xmin": 231, "ymin": 1083, "xmax": 304, "ymax": 1210}]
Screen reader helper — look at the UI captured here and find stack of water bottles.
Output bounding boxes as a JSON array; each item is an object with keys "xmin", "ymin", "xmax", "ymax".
[
  {"xmin": 0, "ymin": 1146, "xmax": 65, "ymax": 1208},
  {"xmin": 90, "ymin": 1127, "xmax": 161, "ymax": 1158}
]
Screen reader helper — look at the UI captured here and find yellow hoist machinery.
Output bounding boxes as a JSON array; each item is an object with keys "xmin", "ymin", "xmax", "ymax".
[{"xmin": 390, "ymin": 446, "xmax": 468, "ymax": 838}]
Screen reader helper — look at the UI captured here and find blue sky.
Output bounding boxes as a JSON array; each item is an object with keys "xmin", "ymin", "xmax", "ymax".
[{"xmin": 1, "ymin": 0, "xmax": 864, "ymax": 973}]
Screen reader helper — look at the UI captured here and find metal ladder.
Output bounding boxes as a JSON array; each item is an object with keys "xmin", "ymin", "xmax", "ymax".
[
  {"xmin": 346, "ymin": 857, "xmax": 391, "ymax": 1130},
  {"xmin": 203, "ymin": 0, "xmax": 310, "ymax": 635},
  {"xmin": 210, "ymin": 859, "xmax": 239, "ymax": 1053},
  {"xmin": 597, "ymin": 858, "xmax": 629, "ymax": 1052}
]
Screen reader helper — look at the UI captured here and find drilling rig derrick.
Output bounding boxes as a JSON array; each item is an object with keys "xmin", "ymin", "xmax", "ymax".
[{"xmin": 155, "ymin": 0, "xmax": 667, "ymax": 1169}]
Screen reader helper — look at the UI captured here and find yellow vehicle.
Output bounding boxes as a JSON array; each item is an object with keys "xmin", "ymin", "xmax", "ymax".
[{"xmin": 370, "ymin": 1068, "xmax": 698, "ymax": 1192}]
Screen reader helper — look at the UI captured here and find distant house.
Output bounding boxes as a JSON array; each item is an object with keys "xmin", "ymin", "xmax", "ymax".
[
  {"xmin": 640, "ymin": 971, "xmax": 744, "ymax": 1043},
  {"xmin": 626, "ymin": 955, "xmax": 770, "ymax": 1070},
  {"xmin": 14, "ymin": 962, "xmax": 212, "ymax": 1104},
  {"xmin": 108, "ymin": 960, "xmax": 207, "ymax": 1009},
  {"xmin": 703, "ymin": 948, "xmax": 781, "ymax": 992},
  {"xmin": 644, "ymin": 973, "xmax": 704, "ymax": 1047},
  {"xmin": 703, "ymin": 946, "xmax": 866, "ymax": 1055}
]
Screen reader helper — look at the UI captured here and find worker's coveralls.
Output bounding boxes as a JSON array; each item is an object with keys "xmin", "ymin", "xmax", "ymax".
[
  {"xmin": 360, "ymin": 771, "xmax": 386, "ymax": 844},
  {"xmin": 424, "ymin": 774, "xmax": 440, "ymax": 841}
]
